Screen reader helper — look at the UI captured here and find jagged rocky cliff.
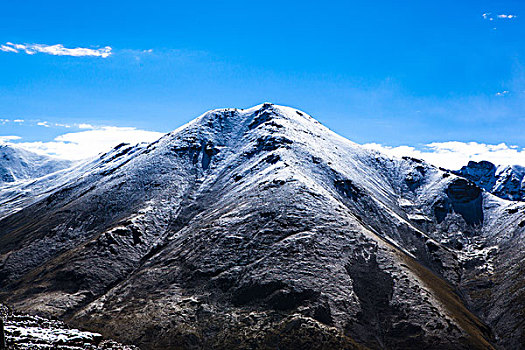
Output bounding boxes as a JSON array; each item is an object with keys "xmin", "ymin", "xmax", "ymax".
[{"xmin": 0, "ymin": 104, "xmax": 524, "ymax": 349}]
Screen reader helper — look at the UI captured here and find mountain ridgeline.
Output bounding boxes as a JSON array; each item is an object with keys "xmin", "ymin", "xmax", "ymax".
[{"xmin": 0, "ymin": 104, "xmax": 524, "ymax": 349}]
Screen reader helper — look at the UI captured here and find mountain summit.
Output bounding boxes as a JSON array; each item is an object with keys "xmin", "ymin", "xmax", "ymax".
[{"xmin": 1, "ymin": 104, "xmax": 524, "ymax": 349}]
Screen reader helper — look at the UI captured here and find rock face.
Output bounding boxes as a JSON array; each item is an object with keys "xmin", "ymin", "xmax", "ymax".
[
  {"xmin": 454, "ymin": 160, "xmax": 525, "ymax": 201},
  {"xmin": 0, "ymin": 104, "xmax": 524, "ymax": 349},
  {"xmin": 0, "ymin": 145, "xmax": 71, "ymax": 185}
]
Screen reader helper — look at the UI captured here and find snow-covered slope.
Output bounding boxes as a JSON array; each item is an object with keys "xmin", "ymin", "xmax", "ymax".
[
  {"xmin": 454, "ymin": 160, "xmax": 525, "ymax": 201},
  {"xmin": 0, "ymin": 104, "xmax": 523, "ymax": 349},
  {"xmin": 0, "ymin": 145, "xmax": 71, "ymax": 185},
  {"xmin": 0, "ymin": 142, "xmax": 149, "ymax": 220}
]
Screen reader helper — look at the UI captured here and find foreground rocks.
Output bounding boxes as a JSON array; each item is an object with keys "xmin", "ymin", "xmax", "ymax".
[{"xmin": 0, "ymin": 304, "xmax": 137, "ymax": 349}]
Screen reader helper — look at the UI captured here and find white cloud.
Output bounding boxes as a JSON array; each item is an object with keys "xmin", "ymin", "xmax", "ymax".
[
  {"xmin": 497, "ymin": 14, "xmax": 516, "ymax": 19},
  {"xmin": 6, "ymin": 126, "xmax": 164, "ymax": 160},
  {"xmin": 77, "ymin": 123, "xmax": 95, "ymax": 129},
  {"xmin": 364, "ymin": 141, "xmax": 525, "ymax": 170},
  {"xmin": 37, "ymin": 121, "xmax": 50, "ymax": 127},
  {"xmin": 54, "ymin": 123, "xmax": 71, "ymax": 128},
  {"xmin": 0, "ymin": 136, "xmax": 22, "ymax": 143},
  {"xmin": 495, "ymin": 90, "xmax": 509, "ymax": 96},
  {"xmin": 483, "ymin": 12, "xmax": 517, "ymax": 21},
  {"xmin": 0, "ymin": 42, "xmax": 112, "ymax": 58},
  {"xmin": 0, "ymin": 44, "xmax": 18, "ymax": 53}
]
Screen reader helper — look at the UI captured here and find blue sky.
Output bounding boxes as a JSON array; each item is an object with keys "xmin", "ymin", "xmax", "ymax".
[{"xmin": 1, "ymin": 0, "xmax": 525, "ymax": 167}]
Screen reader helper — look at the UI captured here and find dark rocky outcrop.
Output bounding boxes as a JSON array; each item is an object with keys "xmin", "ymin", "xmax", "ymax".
[{"xmin": 445, "ymin": 178, "xmax": 483, "ymax": 226}]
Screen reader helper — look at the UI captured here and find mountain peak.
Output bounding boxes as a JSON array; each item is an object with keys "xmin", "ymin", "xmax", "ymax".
[
  {"xmin": 158, "ymin": 103, "xmax": 332, "ymax": 159},
  {"xmin": 194, "ymin": 103, "xmax": 318, "ymax": 129}
]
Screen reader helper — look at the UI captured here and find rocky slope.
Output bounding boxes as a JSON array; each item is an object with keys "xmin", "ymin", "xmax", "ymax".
[
  {"xmin": 0, "ymin": 104, "xmax": 524, "ymax": 349},
  {"xmin": 0, "ymin": 145, "xmax": 71, "ymax": 185},
  {"xmin": 454, "ymin": 160, "xmax": 525, "ymax": 201}
]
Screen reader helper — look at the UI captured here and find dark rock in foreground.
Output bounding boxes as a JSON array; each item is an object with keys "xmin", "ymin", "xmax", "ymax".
[{"xmin": 0, "ymin": 304, "xmax": 137, "ymax": 349}]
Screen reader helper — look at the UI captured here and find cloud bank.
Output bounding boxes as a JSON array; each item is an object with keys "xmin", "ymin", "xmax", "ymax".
[
  {"xmin": 2, "ymin": 127, "xmax": 164, "ymax": 160},
  {"xmin": 0, "ymin": 42, "xmax": 112, "ymax": 58},
  {"xmin": 364, "ymin": 141, "xmax": 525, "ymax": 170}
]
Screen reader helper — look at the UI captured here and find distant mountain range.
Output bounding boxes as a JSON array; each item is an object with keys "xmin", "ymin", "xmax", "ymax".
[
  {"xmin": 0, "ymin": 104, "xmax": 524, "ymax": 349},
  {"xmin": 453, "ymin": 160, "xmax": 525, "ymax": 201},
  {"xmin": 0, "ymin": 145, "xmax": 71, "ymax": 184}
]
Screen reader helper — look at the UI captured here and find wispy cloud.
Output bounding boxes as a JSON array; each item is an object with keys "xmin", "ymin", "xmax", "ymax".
[
  {"xmin": 54, "ymin": 123, "xmax": 71, "ymax": 128},
  {"xmin": 37, "ymin": 121, "xmax": 50, "ymax": 127},
  {"xmin": 482, "ymin": 13, "xmax": 494, "ymax": 20},
  {"xmin": 482, "ymin": 12, "xmax": 517, "ymax": 21},
  {"xmin": 0, "ymin": 136, "xmax": 22, "ymax": 143},
  {"xmin": 364, "ymin": 142, "xmax": 525, "ymax": 170},
  {"xmin": 77, "ymin": 123, "xmax": 95, "ymax": 129},
  {"xmin": 495, "ymin": 90, "xmax": 509, "ymax": 96},
  {"xmin": 37, "ymin": 121, "xmax": 98, "ymax": 129},
  {"xmin": 0, "ymin": 118, "xmax": 121, "ymax": 130},
  {"xmin": 0, "ymin": 42, "xmax": 112, "ymax": 58},
  {"xmin": 2, "ymin": 126, "xmax": 164, "ymax": 160},
  {"xmin": 497, "ymin": 14, "xmax": 517, "ymax": 19},
  {"xmin": 0, "ymin": 44, "xmax": 18, "ymax": 53}
]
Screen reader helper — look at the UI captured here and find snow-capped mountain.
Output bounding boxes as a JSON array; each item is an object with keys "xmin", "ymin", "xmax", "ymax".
[
  {"xmin": 0, "ymin": 104, "xmax": 524, "ymax": 349},
  {"xmin": 0, "ymin": 145, "xmax": 71, "ymax": 185},
  {"xmin": 454, "ymin": 160, "xmax": 525, "ymax": 201}
]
